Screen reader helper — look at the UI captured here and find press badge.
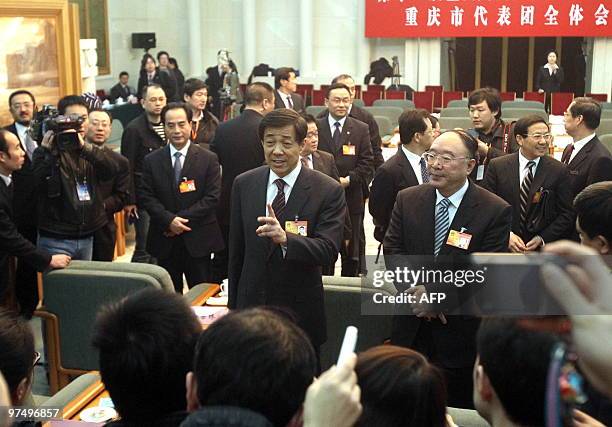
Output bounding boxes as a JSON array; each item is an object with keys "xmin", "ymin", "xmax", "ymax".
[
  {"xmin": 446, "ymin": 229, "xmax": 472, "ymax": 250},
  {"xmin": 179, "ymin": 179, "xmax": 196, "ymax": 193},
  {"xmin": 285, "ymin": 220, "xmax": 308, "ymax": 236},
  {"xmin": 76, "ymin": 182, "xmax": 91, "ymax": 201},
  {"xmin": 476, "ymin": 165, "xmax": 485, "ymax": 181},
  {"xmin": 342, "ymin": 144, "xmax": 356, "ymax": 156}
]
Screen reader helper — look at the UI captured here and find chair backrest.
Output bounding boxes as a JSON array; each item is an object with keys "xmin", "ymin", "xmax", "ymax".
[
  {"xmin": 439, "ymin": 116, "xmax": 474, "ymax": 131},
  {"xmin": 373, "ymin": 99, "xmax": 415, "ymax": 110},
  {"xmin": 352, "ymin": 98, "xmax": 365, "ymax": 108},
  {"xmin": 364, "ymin": 106, "xmax": 404, "ymax": 125},
  {"xmin": 373, "ymin": 115, "xmax": 394, "ymax": 137},
  {"xmin": 502, "ymin": 108, "xmax": 548, "ymax": 121},
  {"xmin": 311, "ymin": 89, "xmax": 326, "ymax": 106},
  {"xmin": 523, "ymin": 92, "xmax": 546, "ymax": 104},
  {"xmin": 447, "ymin": 99, "xmax": 468, "ymax": 108},
  {"xmin": 599, "ymin": 134, "xmax": 612, "ymax": 154},
  {"xmin": 362, "ymin": 91, "xmax": 383, "ymax": 106},
  {"xmin": 598, "ymin": 120, "xmax": 612, "ymax": 137},
  {"xmin": 42, "ymin": 261, "xmax": 174, "ymax": 371},
  {"xmin": 425, "ymin": 85, "xmax": 444, "ymax": 110},
  {"xmin": 442, "ymin": 91, "xmax": 463, "ymax": 108},
  {"xmin": 305, "ymin": 105, "xmax": 327, "ymax": 118},
  {"xmin": 320, "ymin": 84, "xmax": 331, "ymax": 94},
  {"xmin": 367, "ymin": 84, "xmax": 386, "ymax": 95},
  {"xmin": 354, "ymin": 85, "xmax": 362, "ymax": 99},
  {"xmin": 413, "ymin": 91, "xmax": 434, "ymax": 112},
  {"xmin": 601, "ymin": 109, "xmax": 612, "ymax": 119},
  {"xmin": 551, "ymin": 92, "xmax": 575, "ymax": 116},
  {"xmin": 295, "ymin": 84, "xmax": 313, "ymax": 104},
  {"xmin": 440, "ymin": 107, "xmax": 471, "ymax": 118},
  {"xmin": 601, "ymin": 102, "xmax": 612, "ymax": 110},
  {"xmin": 586, "ymin": 93, "xmax": 608, "ymax": 102},
  {"xmin": 502, "ymin": 100, "xmax": 546, "ymax": 110},
  {"xmin": 385, "ymin": 90, "xmax": 406, "ymax": 100},
  {"xmin": 500, "ymin": 92, "xmax": 517, "ymax": 101}
]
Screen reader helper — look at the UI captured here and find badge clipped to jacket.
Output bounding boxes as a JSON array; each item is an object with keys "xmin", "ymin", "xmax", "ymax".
[
  {"xmin": 446, "ymin": 228, "xmax": 472, "ymax": 250},
  {"xmin": 285, "ymin": 219, "xmax": 308, "ymax": 236},
  {"xmin": 179, "ymin": 178, "xmax": 197, "ymax": 193}
]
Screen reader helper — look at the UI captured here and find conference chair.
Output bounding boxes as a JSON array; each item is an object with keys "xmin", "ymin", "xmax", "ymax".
[
  {"xmin": 354, "ymin": 85, "xmax": 362, "ymax": 99},
  {"xmin": 362, "ymin": 90, "xmax": 383, "ymax": 106},
  {"xmin": 442, "ymin": 91, "xmax": 463, "ymax": 108},
  {"xmin": 295, "ymin": 84, "xmax": 313, "ymax": 106},
  {"xmin": 311, "ymin": 89, "xmax": 325, "ymax": 106},
  {"xmin": 39, "ymin": 372, "xmax": 102, "ymax": 418},
  {"xmin": 385, "ymin": 90, "xmax": 406, "ymax": 100},
  {"xmin": 373, "ymin": 115, "xmax": 394, "ymax": 137},
  {"xmin": 364, "ymin": 106, "xmax": 404, "ymax": 126},
  {"xmin": 352, "ymin": 98, "xmax": 365, "ymax": 108},
  {"xmin": 500, "ymin": 92, "xmax": 517, "ymax": 101},
  {"xmin": 598, "ymin": 119, "xmax": 612, "ymax": 136},
  {"xmin": 586, "ymin": 93, "xmax": 608, "ymax": 102},
  {"xmin": 412, "ymin": 91, "xmax": 434, "ymax": 112},
  {"xmin": 550, "ymin": 92, "xmax": 575, "ymax": 116},
  {"xmin": 439, "ymin": 116, "xmax": 474, "ymax": 131},
  {"xmin": 447, "ymin": 99, "xmax": 468, "ymax": 108},
  {"xmin": 601, "ymin": 110, "xmax": 612, "ymax": 120},
  {"xmin": 440, "ymin": 107, "xmax": 471, "ymax": 118},
  {"xmin": 502, "ymin": 100, "xmax": 546, "ymax": 110},
  {"xmin": 602, "ymin": 102, "xmax": 612, "ymax": 110},
  {"xmin": 367, "ymin": 84, "xmax": 386, "ymax": 97},
  {"xmin": 425, "ymin": 85, "xmax": 444, "ymax": 111},
  {"xmin": 373, "ymin": 99, "xmax": 415, "ymax": 110},
  {"xmin": 305, "ymin": 105, "xmax": 327, "ymax": 118},
  {"xmin": 502, "ymin": 108, "xmax": 548, "ymax": 121},
  {"xmin": 523, "ymin": 91, "xmax": 546, "ymax": 104},
  {"xmin": 600, "ymin": 134, "xmax": 612, "ymax": 154}
]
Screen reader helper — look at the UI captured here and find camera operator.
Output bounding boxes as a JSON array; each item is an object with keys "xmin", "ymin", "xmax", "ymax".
[{"xmin": 32, "ymin": 95, "xmax": 116, "ymax": 260}]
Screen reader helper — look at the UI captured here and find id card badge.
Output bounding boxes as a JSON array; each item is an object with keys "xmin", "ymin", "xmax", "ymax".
[
  {"xmin": 476, "ymin": 165, "xmax": 485, "ymax": 181},
  {"xmin": 342, "ymin": 144, "xmax": 356, "ymax": 156},
  {"xmin": 76, "ymin": 182, "xmax": 91, "ymax": 201},
  {"xmin": 179, "ymin": 179, "xmax": 196, "ymax": 193},
  {"xmin": 446, "ymin": 229, "xmax": 472, "ymax": 250},
  {"xmin": 285, "ymin": 220, "xmax": 308, "ymax": 236}
]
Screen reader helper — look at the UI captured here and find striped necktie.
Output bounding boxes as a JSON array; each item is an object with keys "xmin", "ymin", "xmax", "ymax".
[
  {"xmin": 271, "ymin": 179, "xmax": 286, "ymax": 216},
  {"xmin": 520, "ymin": 161, "xmax": 535, "ymax": 236},
  {"xmin": 434, "ymin": 198, "xmax": 451, "ymax": 256}
]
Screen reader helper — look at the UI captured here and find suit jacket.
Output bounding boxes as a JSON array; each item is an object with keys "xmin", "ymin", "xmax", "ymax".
[
  {"xmin": 210, "ymin": 109, "xmax": 265, "ymax": 226},
  {"xmin": 369, "ymin": 147, "xmax": 419, "ymax": 239},
  {"xmin": 139, "ymin": 143, "xmax": 224, "ymax": 259},
  {"xmin": 191, "ymin": 110, "xmax": 219, "ymax": 151},
  {"xmin": 0, "ymin": 179, "xmax": 50, "ymax": 296},
  {"xmin": 311, "ymin": 150, "xmax": 339, "ymax": 181},
  {"xmin": 562, "ymin": 136, "xmax": 612, "ymax": 197},
  {"xmin": 98, "ymin": 147, "xmax": 130, "ymax": 222},
  {"xmin": 4, "ymin": 123, "xmax": 38, "ymax": 230},
  {"xmin": 383, "ymin": 181, "xmax": 512, "ymax": 368},
  {"xmin": 535, "ymin": 66, "xmax": 564, "ymax": 93},
  {"xmin": 109, "ymin": 83, "xmax": 136, "ymax": 102},
  {"xmin": 228, "ymin": 165, "xmax": 346, "ymax": 345},
  {"xmin": 316, "ymin": 115, "xmax": 373, "ymax": 215},
  {"xmin": 273, "ymin": 91, "xmax": 305, "ymax": 114},
  {"xmin": 482, "ymin": 152, "xmax": 574, "ymax": 244},
  {"xmin": 136, "ymin": 69, "xmax": 175, "ymax": 101}
]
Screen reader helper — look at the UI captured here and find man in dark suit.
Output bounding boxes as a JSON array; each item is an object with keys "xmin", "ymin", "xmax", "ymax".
[
  {"xmin": 109, "ymin": 71, "xmax": 136, "ymax": 103},
  {"xmin": 369, "ymin": 108, "xmax": 433, "ymax": 241},
  {"xmin": 4, "ymin": 90, "xmax": 40, "ymax": 317},
  {"xmin": 316, "ymin": 83, "xmax": 373, "ymax": 277},
  {"xmin": 183, "ymin": 78, "xmax": 219, "ymax": 151},
  {"xmin": 139, "ymin": 103, "xmax": 223, "ymax": 292},
  {"xmin": 273, "ymin": 67, "xmax": 305, "ymax": 114},
  {"xmin": 209, "ymin": 82, "xmax": 275, "ymax": 283},
  {"xmin": 205, "ymin": 51, "xmax": 234, "ymax": 120},
  {"xmin": 384, "ymin": 130, "xmax": 512, "ymax": 408},
  {"xmin": 483, "ymin": 115, "xmax": 574, "ymax": 252},
  {"xmin": 229, "ymin": 109, "xmax": 346, "ymax": 351},
  {"xmin": 86, "ymin": 110, "xmax": 130, "ymax": 261},
  {"xmin": 0, "ymin": 130, "xmax": 70, "ymax": 304}
]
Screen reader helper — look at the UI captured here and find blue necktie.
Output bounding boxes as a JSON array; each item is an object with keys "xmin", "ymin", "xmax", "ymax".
[
  {"xmin": 173, "ymin": 152, "xmax": 182, "ymax": 185},
  {"xmin": 434, "ymin": 198, "xmax": 451, "ymax": 256},
  {"xmin": 332, "ymin": 122, "xmax": 341, "ymax": 150}
]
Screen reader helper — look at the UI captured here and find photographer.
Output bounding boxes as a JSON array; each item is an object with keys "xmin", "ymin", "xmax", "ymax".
[{"xmin": 32, "ymin": 95, "xmax": 116, "ymax": 260}]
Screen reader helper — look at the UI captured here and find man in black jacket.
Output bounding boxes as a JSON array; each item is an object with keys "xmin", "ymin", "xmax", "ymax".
[
  {"xmin": 121, "ymin": 84, "xmax": 167, "ymax": 263},
  {"xmin": 86, "ymin": 110, "xmax": 130, "ymax": 261},
  {"xmin": 0, "ymin": 130, "xmax": 70, "ymax": 304},
  {"xmin": 32, "ymin": 95, "xmax": 116, "ymax": 261}
]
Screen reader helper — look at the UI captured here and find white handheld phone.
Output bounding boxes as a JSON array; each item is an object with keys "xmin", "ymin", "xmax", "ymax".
[{"xmin": 337, "ymin": 326, "xmax": 358, "ymax": 365}]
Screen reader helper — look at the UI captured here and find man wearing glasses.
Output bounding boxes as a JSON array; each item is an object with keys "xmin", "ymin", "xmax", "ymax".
[
  {"xmin": 483, "ymin": 115, "xmax": 574, "ymax": 252},
  {"xmin": 383, "ymin": 129, "xmax": 511, "ymax": 408}
]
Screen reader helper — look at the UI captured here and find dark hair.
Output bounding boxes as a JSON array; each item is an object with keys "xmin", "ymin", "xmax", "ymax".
[
  {"xmin": 8, "ymin": 90, "xmax": 35, "ymax": 107},
  {"xmin": 468, "ymin": 88, "xmax": 502, "ymax": 120},
  {"xmin": 569, "ymin": 97, "xmax": 602, "ymax": 130},
  {"xmin": 301, "ymin": 113, "xmax": 316, "ymax": 124},
  {"xmin": 477, "ymin": 318, "xmax": 558, "ymax": 427},
  {"xmin": 141, "ymin": 83, "xmax": 165, "ymax": 99},
  {"xmin": 258, "ymin": 109, "xmax": 308, "ymax": 144},
  {"xmin": 92, "ymin": 288, "xmax": 201, "ymax": 422},
  {"xmin": 57, "ymin": 95, "xmax": 89, "ymax": 115},
  {"xmin": 573, "ymin": 181, "xmax": 612, "ymax": 242},
  {"xmin": 513, "ymin": 115, "xmax": 549, "ymax": 138},
  {"xmin": 443, "ymin": 129, "xmax": 479, "ymax": 160},
  {"xmin": 325, "ymin": 83, "xmax": 352, "ymax": 99},
  {"xmin": 0, "ymin": 309, "xmax": 35, "ymax": 399},
  {"xmin": 398, "ymin": 108, "xmax": 430, "ymax": 145},
  {"xmin": 545, "ymin": 49, "xmax": 558, "ymax": 58},
  {"xmin": 89, "ymin": 108, "xmax": 113, "ymax": 123},
  {"xmin": 156, "ymin": 51, "xmax": 170, "ymax": 61},
  {"xmin": 183, "ymin": 78, "xmax": 208, "ymax": 97},
  {"xmin": 355, "ymin": 346, "xmax": 447, "ymax": 427},
  {"xmin": 140, "ymin": 53, "xmax": 156, "ymax": 71},
  {"xmin": 274, "ymin": 67, "xmax": 295, "ymax": 90},
  {"xmin": 331, "ymin": 74, "xmax": 354, "ymax": 85},
  {"xmin": 119, "ymin": 71, "xmax": 129, "ymax": 78},
  {"xmin": 244, "ymin": 82, "xmax": 275, "ymax": 106},
  {"xmin": 0, "ymin": 129, "xmax": 12, "ymax": 155},
  {"xmin": 161, "ymin": 102, "xmax": 193, "ymax": 123},
  {"xmin": 193, "ymin": 308, "xmax": 317, "ymax": 427},
  {"xmin": 168, "ymin": 57, "xmax": 178, "ymax": 68},
  {"xmin": 428, "ymin": 114, "xmax": 439, "ymax": 128}
]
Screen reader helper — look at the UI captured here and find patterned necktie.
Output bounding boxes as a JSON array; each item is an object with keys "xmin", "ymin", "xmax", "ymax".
[
  {"xmin": 332, "ymin": 122, "xmax": 341, "ymax": 150},
  {"xmin": 520, "ymin": 161, "xmax": 535, "ymax": 235},
  {"xmin": 434, "ymin": 198, "xmax": 451, "ymax": 256},
  {"xmin": 24, "ymin": 131, "xmax": 37, "ymax": 160},
  {"xmin": 173, "ymin": 152, "xmax": 183, "ymax": 185},
  {"xmin": 271, "ymin": 178, "xmax": 286, "ymax": 216},
  {"xmin": 287, "ymin": 95, "xmax": 294, "ymax": 109},
  {"xmin": 300, "ymin": 156, "xmax": 310, "ymax": 169},
  {"xmin": 561, "ymin": 143, "xmax": 574, "ymax": 165},
  {"xmin": 419, "ymin": 157, "xmax": 430, "ymax": 184}
]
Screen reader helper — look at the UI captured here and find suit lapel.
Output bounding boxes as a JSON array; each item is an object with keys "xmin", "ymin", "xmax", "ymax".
[
  {"xmin": 397, "ymin": 148, "xmax": 419, "ymax": 186},
  {"xmin": 568, "ymin": 139, "xmax": 594, "ymax": 169},
  {"xmin": 507, "ymin": 153, "xmax": 521, "ymax": 210},
  {"xmin": 317, "ymin": 116, "xmax": 334, "ymax": 155},
  {"xmin": 181, "ymin": 144, "xmax": 199, "ymax": 179},
  {"xmin": 421, "ymin": 186, "xmax": 437, "ymax": 256},
  {"xmin": 340, "ymin": 118, "xmax": 353, "ymax": 151},
  {"xmin": 280, "ymin": 167, "xmax": 311, "ymax": 225},
  {"xmin": 529, "ymin": 157, "xmax": 548, "ymax": 203}
]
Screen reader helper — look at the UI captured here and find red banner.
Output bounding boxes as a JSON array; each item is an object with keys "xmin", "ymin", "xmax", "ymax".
[{"xmin": 366, "ymin": 0, "xmax": 612, "ymax": 38}]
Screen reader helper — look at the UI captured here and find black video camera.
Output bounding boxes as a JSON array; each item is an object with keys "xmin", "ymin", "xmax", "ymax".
[{"xmin": 29, "ymin": 105, "xmax": 85, "ymax": 150}]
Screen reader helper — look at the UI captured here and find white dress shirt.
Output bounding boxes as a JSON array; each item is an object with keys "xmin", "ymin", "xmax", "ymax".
[
  {"xmin": 169, "ymin": 141, "xmax": 191, "ymax": 172},
  {"xmin": 277, "ymin": 90, "xmax": 293, "ymax": 109},
  {"xmin": 0, "ymin": 173, "xmax": 11, "ymax": 187},
  {"xmin": 266, "ymin": 160, "xmax": 302, "ymax": 215},
  {"xmin": 302, "ymin": 153, "xmax": 313, "ymax": 169},
  {"xmin": 435, "ymin": 179, "xmax": 469, "ymax": 227},
  {"xmin": 401, "ymin": 145, "xmax": 426, "ymax": 185},
  {"xmin": 327, "ymin": 114, "xmax": 347, "ymax": 136},
  {"xmin": 569, "ymin": 133, "xmax": 596, "ymax": 163},
  {"xmin": 518, "ymin": 150, "xmax": 541, "ymax": 185}
]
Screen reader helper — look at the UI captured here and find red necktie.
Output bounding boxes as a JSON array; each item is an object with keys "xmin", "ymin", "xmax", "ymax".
[{"xmin": 561, "ymin": 143, "xmax": 574, "ymax": 165}]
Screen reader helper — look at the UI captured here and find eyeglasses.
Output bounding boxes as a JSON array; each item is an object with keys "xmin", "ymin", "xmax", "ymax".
[
  {"xmin": 306, "ymin": 131, "xmax": 318, "ymax": 139},
  {"xmin": 33, "ymin": 351, "xmax": 41, "ymax": 367},
  {"xmin": 422, "ymin": 152, "xmax": 472, "ymax": 166},
  {"xmin": 525, "ymin": 133, "xmax": 553, "ymax": 142}
]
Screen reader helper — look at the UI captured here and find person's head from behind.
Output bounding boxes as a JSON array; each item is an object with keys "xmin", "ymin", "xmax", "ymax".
[
  {"xmin": 8, "ymin": 90, "xmax": 36, "ymax": 126},
  {"xmin": 331, "ymin": 74, "xmax": 356, "ymax": 102},
  {"xmin": 168, "ymin": 57, "xmax": 178, "ymax": 70},
  {"xmin": 573, "ymin": 181, "xmax": 612, "ymax": 254},
  {"xmin": 398, "ymin": 108, "xmax": 433, "ymax": 153},
  {"xmin": 118, "ymin": 71, "xmax": 129, "ymax": 86},
  {"xmin": 244, "ymin": 82, "xmax": 275, "ymax": 115},
  {"xmin": 141, "ymin": 84, "xmax": 167, "ymax": 117},
  {"xmin": 57, "ymin": 95, "xmax": 90, "ymax": 137},
  {"xmin": 141, "ymin": 53, "xmax": 157, "ymax": 73},
  {"xmin": 468, "ymin": 88, "xmax": 502, "ymax": 133},
  {"xmin": 183, "ymin": 78, "xmax": 208, "ymax": 113},
  {"xmin": 429, "ymin": 114, "xmax": 441, "ymax": 139},
  {"xmin": 355, "ymin": 345, "xmax": 446, "ymax": 427},
  {"xmin": 474, "ymin": 318, "xmax": 558, "ymax": 426},
  {"xmin": 275, "ymin": 67, "xmax": 297, "ymax": 94},
  {"xmin": 157, "ymin": 51, "xmax": 170, "ymax": 68},
  {"xmin": 300, "ymin": 113, "xmax": 319, "ymax": 156},
  {"xmin": 0, "ymin": 309, "xmax": 36, "ymax": 406},
  {"xmin": 426, "ymin": 130, "xmax": 477, "ymax": 197},
  {"xmin": 0, "ymin": 129, "xmax": 26, "ymax": 176},
  {"xmin": 326, "ymin": 83, "xmax": 352, "ymax": 120},
  {"xmin": 259, "ymin": 109, "xmax": 307, "ymax": 178},
  {"xmin": 86, "ymin": 109, "xmax": 112, "ymax": 146},
  {"xmin": 514, "ymin": 115, "xmax": 551, "ymax": 160},
  {"xmin": 564, "ymin": 97, "xmax": 601, "ymax": 137},
  {"xmin": 92, "ymin": 288, "xmax": 201, "ymax": 422},
  {"xmin": 186, "ymin": 307, "xmax": 317, "ymax": 427}
]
